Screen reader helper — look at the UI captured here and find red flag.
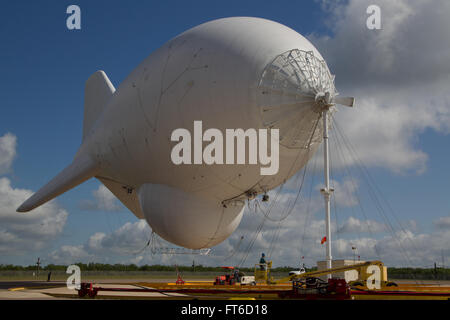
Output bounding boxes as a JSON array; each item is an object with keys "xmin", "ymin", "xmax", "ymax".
[{"xmin": 321, "ymin": 236, "xmax": 327, "ymax": 244}]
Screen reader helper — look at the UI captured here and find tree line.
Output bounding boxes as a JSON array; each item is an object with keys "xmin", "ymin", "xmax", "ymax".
[{"xmin": 0, "ymin": 263, "xmax": 307, "ymax": 273}]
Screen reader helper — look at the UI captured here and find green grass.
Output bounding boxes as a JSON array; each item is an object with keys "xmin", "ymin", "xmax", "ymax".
[
  {"xmin": 1, "ymin": 264, "xmax": 448, "ymax": 281},
  {"xmin": 0, "ymin": 270, "xmax": 288, "ymax": 282}
]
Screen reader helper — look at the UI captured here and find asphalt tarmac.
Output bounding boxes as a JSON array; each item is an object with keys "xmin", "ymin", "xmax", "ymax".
[{"xmin": 0, "ymin": 280, "xmax": 66, "ymax": 290}]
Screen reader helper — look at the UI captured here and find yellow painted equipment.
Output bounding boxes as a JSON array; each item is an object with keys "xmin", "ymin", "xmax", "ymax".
[
  {"xmin": 254, "ymin": 261, "xmax": 273, "ymax": 283},
  {"xmin": 273, "ymin": 261, "xmax": 397, "ymax": 289}
]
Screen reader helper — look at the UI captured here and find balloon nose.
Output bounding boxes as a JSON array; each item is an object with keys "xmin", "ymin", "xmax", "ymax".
[{"xmin": 256, "ymin": 49, "xmax": 336, "ymax": 149}]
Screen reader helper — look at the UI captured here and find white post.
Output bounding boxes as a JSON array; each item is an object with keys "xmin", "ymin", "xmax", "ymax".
[{"xmin": 321, "ymin": 108, "xmax": 333, "ymax": 279}]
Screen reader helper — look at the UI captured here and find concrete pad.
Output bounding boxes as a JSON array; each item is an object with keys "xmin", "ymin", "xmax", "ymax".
[
  {"xmin": 34, "ymin": 283, "xmax": 189, "ymax": 299},
  {"xmin": 0, "ymin": 289, "xmax": 63, "ymax": 300}
]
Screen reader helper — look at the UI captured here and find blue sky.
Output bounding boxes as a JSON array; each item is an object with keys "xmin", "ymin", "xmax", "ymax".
[{"xmin": 1, "ymin": 0, "xmax": 449, "ymax": 268}]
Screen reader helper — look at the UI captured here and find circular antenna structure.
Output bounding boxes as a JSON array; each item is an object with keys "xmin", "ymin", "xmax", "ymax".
[{"xmin": 258, "ymin": 49, "xmax": 336, "ymax": 149}]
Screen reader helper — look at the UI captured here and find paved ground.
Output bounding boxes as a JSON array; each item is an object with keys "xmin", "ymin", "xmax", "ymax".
[
  {"xmin": 0, "ymin": 280, "xmax": 189, "ymax": 300},
  {"xmin": 1, "ymin": 279, "xmax": 449, "ymax": 300},
  {"xmin": 0, "ymin": 280, "xmax": 67, "ymax": 290},
  {"xmin": 0, "ymin": 281, "xmax": 69, "ymax": 299}
]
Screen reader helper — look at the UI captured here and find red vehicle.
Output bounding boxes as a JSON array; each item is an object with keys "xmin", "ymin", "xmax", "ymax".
[{"xmin": 214, "ymin": 266, "xmax": 239, "ymax": 285}]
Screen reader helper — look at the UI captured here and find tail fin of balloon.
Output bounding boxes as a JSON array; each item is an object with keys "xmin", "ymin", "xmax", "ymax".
[
  {"xmin": 82, "ymin": 70, "xmax": 115, "ymax": 141},
  {"xmin": 17, "ymin": 70, "xmax": 114, "ymax": 212},
  {"xmin": 16, "ymin": 155, "xmax": 99, "ymax": 212}
]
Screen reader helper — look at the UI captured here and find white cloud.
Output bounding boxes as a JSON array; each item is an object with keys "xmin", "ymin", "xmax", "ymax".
[
  {"xmin": 0, "ymin": 177, "xmax": 68, "ymax": 255},
  {"xmin": 91, "ymin": 220, "xmax": 150, "ymax": 255},
  {"xmin": 49, "ymin": 220, "xmax": 151, "ymax": 264},
  {"xmin": 0, "ymin": 133, "xmax": 68, "ymax": 259},
  {"xmin": 312, "ymin": 0, "xmax": 450, "ymax": 87},
  {"xmin": 46, "ymin": 198, "xmax": 450, "ymax": 268},
  {"xmin": 0, "ymin": 133, "xmax": 17, "ymax": 175},
  {"xmin": 433, "ymin": 217, "xmax": 450, "ymax": 230},
  {"xmin": 338, "ymin": 216, "xmax": 386, "ymax": 234},
  {"xmin": 308, "ymin": 0, "xmax": 450, "ymax": 175},
  {"xmin": 87, "ymin": 232, "xmax": 107, "ymax": 251},
  {"xmin": 296, "ymin": 0, "xmax": 450, "ymax": 266},
  {"xmin": 220, "ymin": 210, "xmax": 449, "ymax": 267},
  {"xmin": 79, "ymin": 184, "xmax": 123, "ymax": 211},
  {"xmin": 49, "ymin": 245, "xmax": 93, "ymax": 264},
  {"xmin": 315, "ymin": 178, "xmax": 359, "ymax": 208}
]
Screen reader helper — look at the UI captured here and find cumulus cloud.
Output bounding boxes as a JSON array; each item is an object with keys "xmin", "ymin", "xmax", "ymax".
[
  {"xmin": 311, "ymin": 0, "xmax": 450, "ymax": 87},
  {"xmin": 0, "ymin": 177, "xmax": 68, "ymax": 255},
  {"xmin": 79, "ymin": 184, "xmax": 123, "ymax": 212},
  {"xmin": 0, "ymin": 133, "xmax": 17, "ymax": 175},
  {"xmin": 49, "ymin": 245, "xmax": 92, "ymax": 264},
  {"xmin": 338, "ymin": 216, "xmax": 386, "ymax": 234},
  {"xmin": 88, "ymin": 220, "xmax": 150, "ymax": 255},
  {"xmin": 49, "ymin": 220, "xmax": 151, "ymax": 264},
  {"xmin": 215, "ymin": 209, "xmax": 449, "ymax": 267},
  {"xmin": 341, "ymin": 228, "xmax": 450, "ymax": 267},
  {"xmin": 293, "ymin": 0, "xmax": 450, "ymax": 266},
  {"xmin": 433, "ymin": 217, "xmax": 450, "ymax": 230},
  {"xmin": 308, "ymin": 0, "xmax": 450, "ymax": 174},
  {"xmin": 46, "ymin": 197, "xmax": 450, "ymax": 268},
  {"xmin": 0, "ymin": 132, "xmax": 68, "ymax": 258},
  {"xmin": 314, "ymin": 178, "xmax": 359, "ymax": 208}
]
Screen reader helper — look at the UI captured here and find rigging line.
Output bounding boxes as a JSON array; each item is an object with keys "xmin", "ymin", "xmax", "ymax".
[
  {"xmin": 299, "ymin": 146, "xmax": 319, "ymax": 260},
  {"xmin": 237, "ymin": 165, "xmax": 298, "ymax": 266},
  {"xmin": 332, "ymin": 118, "xmax": 421, "ymax": 281},
  {"xmin": 149, "ymin": 231, "xmax": 155, "ymax": 255},
  {"xmin": 267, "ymin": 220, "xmax": 282, "ymax": 259},
  {"xmin": 333, "ymin": 119, "xmax": 405, "ymax": 237},
  {"xmin": 239, "ymin": 195, "xmax": 288, "ymax": 267},
  {"xmin": 266, "ymin": 160, "xmax": 310, "ymax": 257},
  {"xmin": 333, "ymin": 131, "xmax": 373, "ymax": 250},
  {"xmin": 237, "ymin": 208, "xmax": 268, "ymax": 268},
  {"xmin": 266, "ymin": 206, "xmax": 287, "ymax": 256},
  {"xmin": 222, "ymin": 235, "xmax": 245, "ymax": 262},
  {"xmin": 331, "ymin": 122, "xmax": 383, "ymax": 260},
  {"xmin": 331, "ymin": 131, "xmax": 368, "ymax": 258},
  {"xmin": 256, "ymin": 147, "xmax": 311, "ymax": 258},
  {"xmin": 296, "ymin": 112, "xmax": 326, "ymax": 251},
  {"xmin": 335, "ymin": 119, "xmax": 424, "ymax": 258},
  {"xmin": 219, "ymin": 213, "xmax": 253, "ymax": 264},
  {"xmin": 362, "ymin": 182, "xmax": 421, "ymax": 281},
  {"xmin": 265, "ymin": 199, "xmax": 289, "ymax": 258},
  {"xmin": 267, "ymin": 204, "xmax": 296, "ymax": 259},
  {"xmin": 202, "ymin": 206, "xmax": 226, "ymax": 248},
  {"xmin": 237, "ymin": 112, "xmax": 321, "ymax": 267},
  {"xmin": 331, "ymin": 182, "xmax": 340, "ymax": 249},
  {"xmin": 236, "ymin": 199, "xmax": 271, "ymax": 266},
  {"xmin": 132, "ymin": 234, "xmax": 153, "ymax": 256},
  {"xmin": 332, "ymin": 120, "xmax": 413, "ymax": 250},
  {"xmin": 236, "ymin": 205, "xmax": 262, "ymax": 267},
  {"xmin": 328, "ymin": 135, "xmax": 340, "ymax": 246},
  {"xmin": 255, "ymin": 173, "xmax": 304, "ymax": 222},
  {"xmin": 284, "ymin": 112, "xmax": 322, "ymax": 181},
  {"xmin": 225, "ymin": 108, "xmax": 318, "ymax": 204},
  {"xmin": 237, "ymin": 200, "xmax": 260, "ymax": 266},
  {"xmin": 257, "ymin": 113, "xmax": 321, "ymax": 223}
]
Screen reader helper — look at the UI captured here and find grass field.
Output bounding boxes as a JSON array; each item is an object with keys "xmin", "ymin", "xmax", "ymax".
[
  {"xmin": 0, "ymin": 270, "xmax": 289, "ymax": 282},
  {"xmin": 2, "ymin": 270, "xmax": 449, "ymax": 285}
]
